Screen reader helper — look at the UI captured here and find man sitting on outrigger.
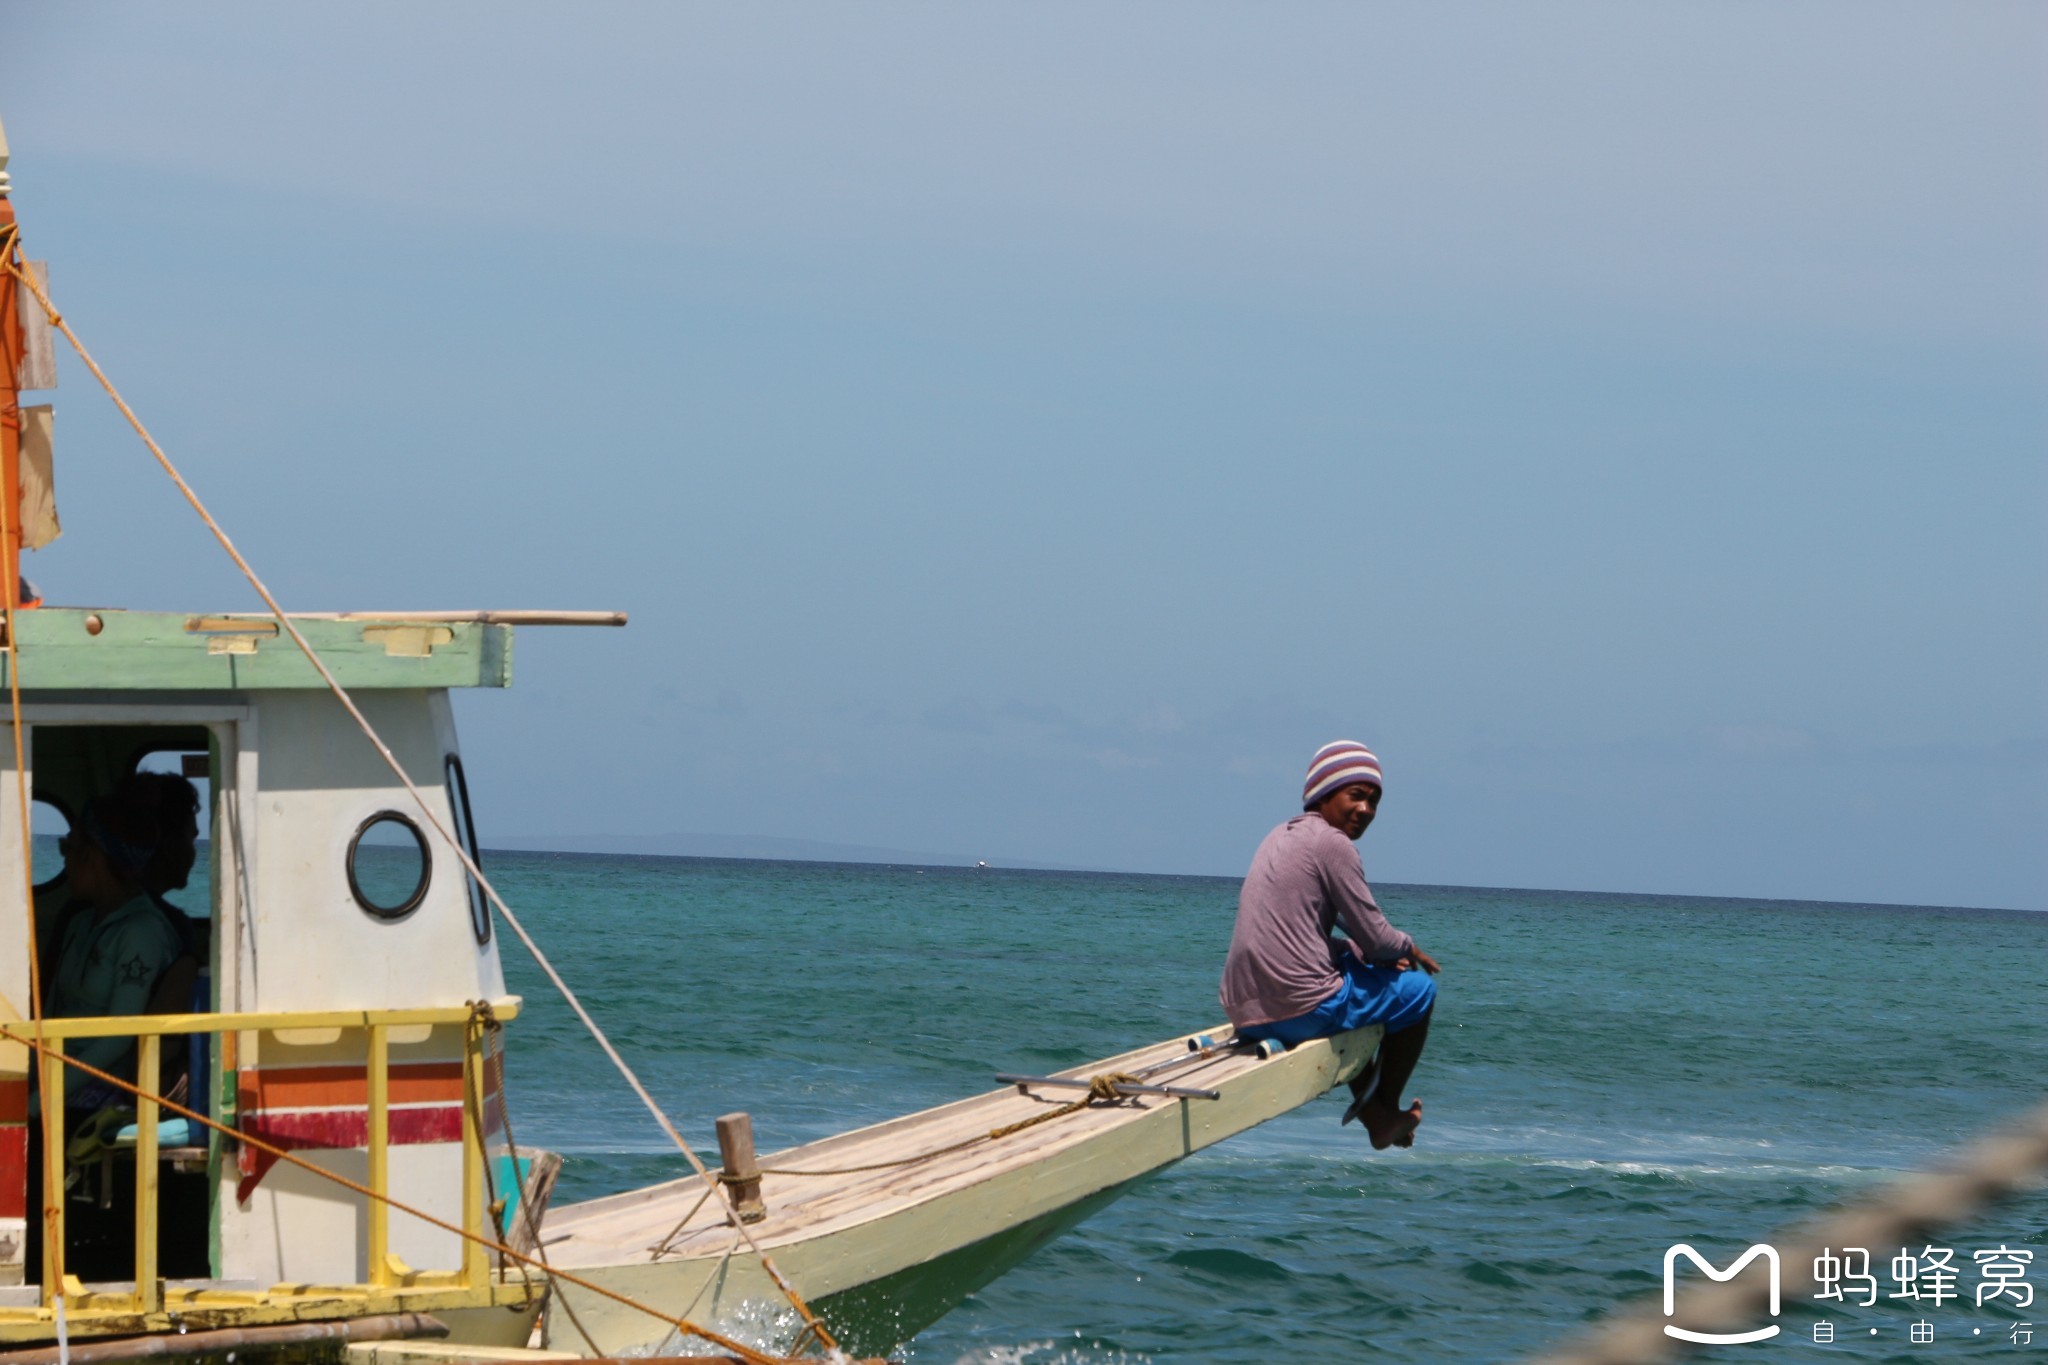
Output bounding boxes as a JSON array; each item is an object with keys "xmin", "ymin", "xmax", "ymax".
[{"xmin": 1219, "ymin": 740, "xmax": 1439, "ymax": 1150}]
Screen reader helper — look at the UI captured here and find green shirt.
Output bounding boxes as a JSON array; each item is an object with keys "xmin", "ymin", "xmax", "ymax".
[{"xmin": 48, "ymin": 893, "xmax": 182, "ymax": 1095}]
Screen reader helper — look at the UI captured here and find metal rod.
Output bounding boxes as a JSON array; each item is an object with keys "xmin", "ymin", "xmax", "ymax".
[
  {"xmin": 995, "ymin": 1074, "xmax": 1221, "ymax": 1101},
  {"xmin": 1127, "ymin": 1036, "xmax": 1252, "ymax": 1081}
]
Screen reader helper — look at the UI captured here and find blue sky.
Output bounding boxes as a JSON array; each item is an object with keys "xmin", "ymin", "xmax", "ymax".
[{"xmin": 2, "ymin": 4, "xmax": 2043, "ymax": 908}]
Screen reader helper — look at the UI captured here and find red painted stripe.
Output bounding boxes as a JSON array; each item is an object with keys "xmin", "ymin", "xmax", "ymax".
[
  {"xmin": 238, "ymin": 1062, "xmax": 466, "ymax": 1112},
  {"xmin": 233, "ymin": 1104, "xmax": 466, "ymax": 1203},
  {"xmin": 0, "ymin": 1126, "xmax": 24, "ymax": 1219},
  {"xmin": 0, "ymin": 1079, "xmax": 26, "ymax": 1124},
  {"xmin": 242, "ymin": 1104, "xmax": 462, "ymax": 1150}
]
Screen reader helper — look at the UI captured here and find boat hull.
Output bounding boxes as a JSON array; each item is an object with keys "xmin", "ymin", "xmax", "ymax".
[{"xmin": 540, "ymin": 1024, "xmax": 1378, "ymax": 1356}]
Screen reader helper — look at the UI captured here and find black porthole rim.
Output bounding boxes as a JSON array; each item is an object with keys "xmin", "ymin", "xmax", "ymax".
[
  {"xmin": 444, "ymin": 753, "xmax": 492, "ymax": 946},
  {"xmin": 347, "ymin": 810, "xmax": 433, "ymax": 921}
]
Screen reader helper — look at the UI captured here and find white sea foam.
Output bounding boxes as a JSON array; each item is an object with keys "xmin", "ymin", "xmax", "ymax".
[{"xmin": 932, "ymin": 1343, "xmax": 1152, "ymax": 1365}]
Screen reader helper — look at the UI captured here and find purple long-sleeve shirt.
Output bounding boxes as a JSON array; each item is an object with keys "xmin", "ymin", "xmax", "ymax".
[{"xmin": 1219, "ymin": 814, "xmax": 1416, "ymax": 1028}]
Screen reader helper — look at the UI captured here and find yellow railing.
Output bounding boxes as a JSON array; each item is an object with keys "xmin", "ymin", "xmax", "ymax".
[{"xmin": 16, "ymin": 999, "xmax": 523, "ymax": 1331}]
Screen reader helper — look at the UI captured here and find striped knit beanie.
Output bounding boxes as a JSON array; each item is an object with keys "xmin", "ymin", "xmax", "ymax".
[{"xmin": 1302, "ymin": 740, "xmax": 1383, "ymax": 810}]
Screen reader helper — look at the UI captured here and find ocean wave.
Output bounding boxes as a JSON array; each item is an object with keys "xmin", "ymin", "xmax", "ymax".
[
  {"xmin": 926, "ymin": 1342, "xmax": 1153, "ymax": 1365},
  {"xmin": 1178, "ymin": 1141, "xmax": 1896, "ymax": 1184}
]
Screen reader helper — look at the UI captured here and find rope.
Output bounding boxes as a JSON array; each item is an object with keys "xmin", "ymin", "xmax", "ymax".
[
  {"xmin": 986, "ymin": 1071, "xmax": 1142, "ymax": 1141},
  {"xmin": 648, "ymin": 1180, "xmax": 722, "ymax": 1260},
  {"xmin": 1520, "ymin": 1096, "xmax": 2048, "ymax": 1364},
  {"xmin": 0, "ymin": 218, "xmax": 63, "ymax": 1300},
  {"xmin": 753, "ymin": 1071, "xmax": 1148, "ymax": 1179},
  {"xmin": 0, "ymin": 1023, "xmax": 835, "ymax": 1365},
  {"xmin": 0, "ymin": 249, "xmax": 840, "ymax": 1357},
  {"xmin": 473, "ymin": 1002, "xmax": 600, "ymax": 1353}
]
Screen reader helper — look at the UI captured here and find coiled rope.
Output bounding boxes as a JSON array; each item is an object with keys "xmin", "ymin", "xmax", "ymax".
[{"xmin": 0, "ymin": 235, "xmax": 840, "ymax": 1356}]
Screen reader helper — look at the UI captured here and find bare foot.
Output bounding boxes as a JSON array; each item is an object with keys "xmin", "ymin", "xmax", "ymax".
[
  {"xmin": 1340, "ymin": 1058, "xmax": 1383, "ymax": 1127},
  {"xmin": 1362, "ymin": 1099, "xmax": 1422, "ymax": 1151}
]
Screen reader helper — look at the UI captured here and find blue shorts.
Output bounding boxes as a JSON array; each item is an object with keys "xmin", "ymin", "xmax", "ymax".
[{"xmin": 1236, "ymin": 957, "xmax": 1436, "ymax": 1048}]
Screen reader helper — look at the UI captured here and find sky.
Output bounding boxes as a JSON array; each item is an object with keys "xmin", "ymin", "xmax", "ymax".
[{"xmin": 1, "ymin": 3, "xmax": 2043, "ymax": 908}]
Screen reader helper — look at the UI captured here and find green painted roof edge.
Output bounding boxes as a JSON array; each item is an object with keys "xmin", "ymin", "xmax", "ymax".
[{"xmin": 0, "ymin": 609, "xmax": 513, "ymax": 690}]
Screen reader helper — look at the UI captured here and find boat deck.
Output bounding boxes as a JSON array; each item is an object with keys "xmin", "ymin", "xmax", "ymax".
[{"xmin": 541, "ymin": 1024, "xmax": 1372, "ymax": 1268}]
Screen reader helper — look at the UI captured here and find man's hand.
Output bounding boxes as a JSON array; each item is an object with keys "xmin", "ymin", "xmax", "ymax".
[{"xmin": 1395, "ymin": 946, "xmax": 1441, "ymax": 975}]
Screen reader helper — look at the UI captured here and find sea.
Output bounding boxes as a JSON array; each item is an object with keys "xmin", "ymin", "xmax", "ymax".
[{"xmin": 471, "ymin": 853, "xmax": 2045, "ymax": 1364}]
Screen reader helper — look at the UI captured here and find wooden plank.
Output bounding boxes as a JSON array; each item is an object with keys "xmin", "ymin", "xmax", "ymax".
[{"xmin": 0, "ymin": 611, "xmax": 513, "ymax": 690}]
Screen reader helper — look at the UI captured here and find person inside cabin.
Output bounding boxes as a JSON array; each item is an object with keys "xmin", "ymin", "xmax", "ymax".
[
  {"xmin": 25, "ymin": 787, "xmax": 190, "ymax": 1281},
  {"xmin": 124, "ymin": 771, "xmax": 204, "ymax": 966},
  {"xmin": 35, "ymin": 771, "xmax": 203, "ymax": 1014},
  {"xmin": 125, "ymin": 769, "xmax": 208, "ymax": 1101},
  {"xmin": 44, "ymin": 788, "xmax": 183, "ymax": 1104},
  {"xmin": 1219, "ymin": 741, "xmax": 1440, "ymax": 1150}
]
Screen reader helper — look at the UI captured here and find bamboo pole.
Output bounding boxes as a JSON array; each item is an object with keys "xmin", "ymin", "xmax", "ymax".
[{"xmin": 0, "ymin": 1312, "xmax": 449, "ymax": 1365}]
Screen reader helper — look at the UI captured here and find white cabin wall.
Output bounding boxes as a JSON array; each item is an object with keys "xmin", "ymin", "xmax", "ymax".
[
  {"xmin": 239, "ymin": 690, "xmax": 505, "ymax": 1013},
  {"xmin": 217, "ymin": 1142, "xmax": 466, "ymax": 1284}
]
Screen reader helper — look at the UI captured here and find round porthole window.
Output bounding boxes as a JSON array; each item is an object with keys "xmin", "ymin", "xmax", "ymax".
[
  {"xmin": 348, "ymin": 812, "xmax": 432, "ymax": 921},
  {"xmin": 31, "ymin": 795, "xmax": 72, "ymax": 895}
]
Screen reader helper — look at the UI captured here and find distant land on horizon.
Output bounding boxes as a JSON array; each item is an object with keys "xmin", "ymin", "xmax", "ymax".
[
  {"xmin": 479, "ymin": 834, "xmax": 2041, "ymax": 915},
  {"xmin": 486, "ymin": 830, "xmax": 1098, "ymax": 872}
]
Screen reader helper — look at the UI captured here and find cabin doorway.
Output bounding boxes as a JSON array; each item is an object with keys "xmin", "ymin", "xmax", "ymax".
[{"xmin": 15, "ymin": 710, "xmax": 245, "ymax": 1289}]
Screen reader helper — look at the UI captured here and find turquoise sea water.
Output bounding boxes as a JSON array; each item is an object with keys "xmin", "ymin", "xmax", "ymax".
[{"xmin": 481, "ymin": 853, "xmax": 2046, "ymax": 1363}]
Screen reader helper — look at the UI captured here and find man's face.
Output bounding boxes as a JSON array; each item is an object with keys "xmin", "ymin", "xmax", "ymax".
[
  {"xmin": 1315, "ymin": 782, "xmax": 1382, "ymax": 840},
  {"xmin": 148, "ymin": 814, "xmax": 200, "ymax": 894}
]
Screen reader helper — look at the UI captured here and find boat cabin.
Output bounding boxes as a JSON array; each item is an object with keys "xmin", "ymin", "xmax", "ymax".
[{"xmin": 0, "ymin": 607, "xmax": 544, "ymax": 1341}]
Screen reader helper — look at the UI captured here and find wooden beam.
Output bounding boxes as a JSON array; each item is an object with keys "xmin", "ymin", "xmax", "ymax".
[
  {"xmin": 230, "ymin": 611, "xmax": 626, "ymax": 627},
  {"xmin": 0, "ymin": 1311, "xmax": 449, "ymax": 1365},
  {"xmin": 713, "ymin": 1113, "xmax": 766, "ymax": 1225},
  {"xmin": 1, "ymin": 610, "xmax": 514, "ymax": 690},
  {"xmin": 14, "ymin": 999, "xmax": 520, "ymax": 1042}
]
